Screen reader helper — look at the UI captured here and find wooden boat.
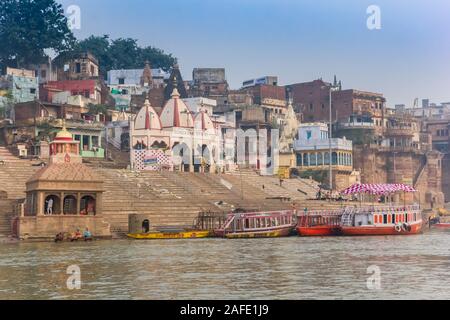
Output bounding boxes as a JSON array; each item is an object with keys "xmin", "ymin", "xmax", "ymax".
[
  {"xmin": 127, "ymin": 229, "xmax": 210, "ymax": 239},
  {"xmin": 432, "ymin": 223, "xmax": 450, "ymax": 229},
  {"xmin": 339, "ymin": 205, "xmax": 423, "ymax": 236},
  {"xmin": 214, "ymin": 210, "xmax": 296, "ymax": 239},
  {"xmin": 296, "ymin": 210, "xmax": 342, "ymax": 236}
]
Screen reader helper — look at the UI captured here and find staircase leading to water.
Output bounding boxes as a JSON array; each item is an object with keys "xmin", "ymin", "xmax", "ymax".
[{"xmin": 0, "ymin": 156, "xmax": 343, "ymax": 236}]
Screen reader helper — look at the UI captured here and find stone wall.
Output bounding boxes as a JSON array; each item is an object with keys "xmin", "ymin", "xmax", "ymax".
[{"xmin": 16, "ymin": 216, "xmax": 111, "ymax": 240}]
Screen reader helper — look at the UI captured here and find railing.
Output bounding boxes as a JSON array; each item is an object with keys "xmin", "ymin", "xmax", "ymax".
[
  {"xmin": 384, "ymin": 127, "xmax": 415, "ymax": 136},
  {"xmin": 339, "ymin": 122, "xmax": 375, "ymax": 129},
  {"xmin": 294, "ymin": 138, "xmax": 353, "ymax": 151}
]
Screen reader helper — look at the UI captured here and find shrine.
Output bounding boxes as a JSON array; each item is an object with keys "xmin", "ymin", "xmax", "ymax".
[
  {"xmin": 13, "ymin": 125, "xmax": 111, "ymax": 239},
  {"xmin": 130, "ymin": 81, "xmax": 220, "ymax": 173}
]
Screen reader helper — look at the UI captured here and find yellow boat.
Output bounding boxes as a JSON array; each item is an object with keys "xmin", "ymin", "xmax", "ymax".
[
  {"xmin": 127, "ymin": 230, "xmax": 210, "ymax": 239},
  {"xmin": 225, "ymin": 228, "xmax": 291, "ymax": 239}
]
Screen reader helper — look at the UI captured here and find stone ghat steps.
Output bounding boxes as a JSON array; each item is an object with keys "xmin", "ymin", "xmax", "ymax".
[
  {"xmin": 0, "ymin": 200, "xmax": 16, "ymax": 236},
  {"xmin": 0, "ymin": 147, "xmax": 19, "ymax": 161},
  {"xmin": 0, "ymin": 161, "xmax": 41, "ymax": 199},
  {"xmin": 225, "ymin": 171, "xmax": 319, "ymax": 201}
]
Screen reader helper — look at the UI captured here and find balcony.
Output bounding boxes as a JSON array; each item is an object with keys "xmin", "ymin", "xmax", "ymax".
[
  {"xmin": 385, "ymin": 127, "xmax": 415, "ymax": 137},
  {"xmin": 339, "ymin": 121, "xmax": 375, "ymax": 130},
  {"xmin": 294, "ymin": 138, "xmax": 353, "ymax": 152}
]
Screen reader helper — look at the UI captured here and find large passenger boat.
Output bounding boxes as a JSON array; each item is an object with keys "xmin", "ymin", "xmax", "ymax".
[
  {"xmin": 339, "ymin": 205, "xmax": 423, "ymax": 236},
  {"xmin": 214, "ymin": 210, "xmax": 297, "ymax": 239},
  {"xmin": 338, "ymin": 183, "xmax": 423, "ymax": 236}
]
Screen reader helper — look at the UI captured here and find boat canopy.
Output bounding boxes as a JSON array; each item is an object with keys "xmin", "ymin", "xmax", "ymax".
[{"xmin": 341, "ymin": 183, "xmax": 416, "ymax": 195}]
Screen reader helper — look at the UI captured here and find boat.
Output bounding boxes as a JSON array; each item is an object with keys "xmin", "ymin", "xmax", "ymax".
[
  {"xmin": 338, "ymin": 183, "xmax": 423, "ymax": 236},
  {"xmin": 339, "ymin": 205, "xmax": 423, "ymax": 236},
  {"xmin": 432, "ymin": 223, "xmax": 450, "ymax": 229},
  {"xmin": 296, "ymin": 210, "xmax": 342, "ymax": 236},
  {"xmin": 214, "ymin": 210, "xmax": 297, "ymax": 239},
  {"xmin": 127, "ymin": 229, "xmax": 210, "ymax": 239}
]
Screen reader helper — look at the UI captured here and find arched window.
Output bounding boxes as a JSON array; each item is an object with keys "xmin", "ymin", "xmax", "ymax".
[
  {"xmin": 310, "ymin": 153, "xmax": 317, "ymax": 166},
  {"xmin": 63, "ymin": 195, "xmax": 77, "ymax": 215},
  {"xmin": 332, "ymin": 152, "xmax": 338, "ymax": 165},
  {"xmin": 303, "ymin": 153, "xmax": 309, "ymax": 166},
  {"xmin": 324, "ymin": 152, "xmax": 330, "ymax": 165},
  {"xmin": 44, "ymin": 195, "xmax": 61, "ymax": 215},
  {"xmin": 296, "ymin": 153, "xmax": 303, "ymax": 166},
  {"xmin": 317, "ymin": 153, "xmax": 323, "ymax": 166},
  {"xmin": 80, "ymin": 195, "xmax": 96, "ymax": 216}
]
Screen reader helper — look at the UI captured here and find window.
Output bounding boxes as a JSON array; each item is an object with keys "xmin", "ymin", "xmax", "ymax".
[
  {"xmin": 306, "ymin": 131, "xmax": 312, "ymax": 140},
  {"xmin": 303, "ymin": 154, "xmax": 309, "ymax": 166},
  {"xmin": 30, "ymin": 88, "xmax": 36, "ymax": 94},
  {"xmin": 118, "ymin": 78, "xmax": 125, "ymax": 85},
  {"xmin": 332, "ymin": 152, "xmax": 338, "ymax": 165},
  {"xmin": 310, "ymin": 153, "xmax": 317, "ymax": 166},
  {"xmin": 41, "ymin": 70, "xmax": 47, "ymax": 79},
  {"xmin": 309, "ymin": 103, "xmax": 313, "ymax": 111},
  {"xmin": 324, "ymin": 152, "xmax": 330, "ymax": 165},
  {"xmin": 75, "ymin": 63, "xmax": 81, "ymax": 73},
  {"xmin": 297, "ymin": 153, "xmax": 303, "ymax": 166},
  {"xmin": 317, "ymin": 153, "xmax": 323, "ymax": 166}
]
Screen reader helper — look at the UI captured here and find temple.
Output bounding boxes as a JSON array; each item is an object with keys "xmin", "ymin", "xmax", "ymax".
[
  {"xmin": 130, "ymin": 81, "xmax": 223, "ymax": 173},
  {"xmin": 13, "ymin": 125, "xmax": 110, "ymax": 239}
]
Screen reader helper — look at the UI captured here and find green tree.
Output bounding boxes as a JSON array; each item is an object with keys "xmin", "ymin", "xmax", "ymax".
[
  {"xmin": 0, "ymin": 0, "xmax": 75, "ymax": 71},
  {"xmin": 88, "ymin": 103, "xmax": 109, "ymax": 115},
  {"xmin": 71, "ymin": 36, "xmax": 177, "ymax": 77}
]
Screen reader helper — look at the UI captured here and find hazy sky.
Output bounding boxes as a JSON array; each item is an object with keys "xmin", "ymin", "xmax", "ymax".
[{"xmin": 57, "ymin": 0, "xmax": 450, "ymax": 106}]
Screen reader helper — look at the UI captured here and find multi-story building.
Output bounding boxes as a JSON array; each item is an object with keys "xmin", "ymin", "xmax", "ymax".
[
  {"xmin": 242, "ymin": 84, "xmax": 287, "ymax": 116},
  {"xmin": 287, "ymin": 78, "xmax": 386, "ymax": 137},
  {"xmin": 242, "ymin": 76, "xmax": 278, "ymax": 88},
  {"xmin": 190, "ymin": 68, "xmax": 229, "ymax": 98},
  {"xmin": 293, "ymin": 122, "xmax": 355, "ymax": 189},
  {"xmin": 57, "ymin": 52, "xmax": 100, "ymax": 81}
]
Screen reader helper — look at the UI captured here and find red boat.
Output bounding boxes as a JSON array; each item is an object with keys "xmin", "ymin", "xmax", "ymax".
[
  {"xmin": 297, "ymin": 210, "xmax": 342, "ymax": 236},
  {"xmin": 433, "ymin": 223, "xmax": 450, "ymax": 229},
  {"xmin": 339, "ymin": 205, "xmax": 423, "ymax": 236}
]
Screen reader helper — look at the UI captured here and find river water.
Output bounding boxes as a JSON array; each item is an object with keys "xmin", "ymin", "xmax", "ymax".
[{"xmin": 0, "ymin": 229, "xmax": 449, "ymax": 300}]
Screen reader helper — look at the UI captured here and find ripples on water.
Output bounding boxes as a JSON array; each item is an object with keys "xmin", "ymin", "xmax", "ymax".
[{"xmin": 0, "ymin": 230, "xmax": 449, "ymax": 300}]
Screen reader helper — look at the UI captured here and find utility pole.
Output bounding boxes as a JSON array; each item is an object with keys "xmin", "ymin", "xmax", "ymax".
[{"xmin": 328, "ymin": 83, "xmax": 339, "ymax": 191}]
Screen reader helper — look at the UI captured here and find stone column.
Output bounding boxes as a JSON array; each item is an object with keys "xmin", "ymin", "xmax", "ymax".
[
  {"xmin": 60, "ymin": 192, "xmax": 65, "ymax": 215},
  {"xmin": 95, "ymin": 193, "xmax": 103, "ymax": 215},
  {"xmin": 80, "ymin": 135, "xmax": 84, "ymax": 153},
  {"xmin": 76, "ymin": 192, "xmax": 81, "ymax": 215},
  {"xmin": 37, "ymin": 191, "xmax": 45, "ymax": 216}
]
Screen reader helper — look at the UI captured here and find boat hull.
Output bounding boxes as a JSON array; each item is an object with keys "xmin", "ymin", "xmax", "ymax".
[
  {"xmin": 297, "ymin": 226, "xmax": 341, "ymax": 237},
  {"xmin": 127, "ymin": 230, "xmax": 210, "ymax": 239},
  {"xmin": 433, "ymin": 223, "xmax": 450, "ymax": 229},
  {"xmin": 340, "ymin": 221, "xmax": 422, "ymax": 236},
  {"xmin": 224, "ymin": 226, "xmax": 293, "ymax": 239}
]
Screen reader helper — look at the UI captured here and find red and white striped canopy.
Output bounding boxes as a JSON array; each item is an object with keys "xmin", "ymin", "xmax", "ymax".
[{"xmin": 341, "ymin": 183, "xmax": 416, "ymax": 195}]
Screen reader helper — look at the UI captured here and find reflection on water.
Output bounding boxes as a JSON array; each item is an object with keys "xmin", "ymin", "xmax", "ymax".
[{"xmin": 1, "ymin": 230, "xmax": 450, "ymax": 300}]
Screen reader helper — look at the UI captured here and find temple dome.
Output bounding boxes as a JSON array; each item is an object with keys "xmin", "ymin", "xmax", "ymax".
[
  {"xmin": 55, "ymin": 123, "xmax": 74, "ymax": 141},
  {"xmin": 194, "ymin": 111, "xmax": 215, "ymax": 131},
  {"xmin": 160, "ymin": 88, "xmax": 194, "ymax": 128},
  {"xmin": 135, "ymin": 99, "xmax": 162, "ymax": 130}
]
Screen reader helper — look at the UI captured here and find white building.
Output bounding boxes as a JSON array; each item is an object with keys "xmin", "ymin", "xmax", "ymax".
[
  {"xmin": 294, "ymin": 123, "xmax": 353, "ymax": 169},
  {"xmin": 107, "ymin": 68, "xmax": 169, "ymax": 88},
  {"xmin": 129, "ymin": 86, "xmax": 236, "ymax": 173}
]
